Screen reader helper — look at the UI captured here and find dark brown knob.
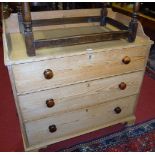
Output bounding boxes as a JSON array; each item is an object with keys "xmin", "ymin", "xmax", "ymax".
[
  {"xmin": 44, "ymin": 69, "xmax": 53, "ymax": 79},
  {"xmin": 46, "ymin": 99, "xmax": 55, "ymax": 108},
  {"xmin": 49, "ymin": 125, "xmax": 57, "ymax": 133},
  {"xmin": 114, "ymin": 107, "xmax": 121, "ymax": 114},
  {"xmin": 119, "ymin": 82, "xmax": 127, "ymax": 90},
  {"xmin": 122, "ymin": 56, "xmax": 131, "ymax": 64}
]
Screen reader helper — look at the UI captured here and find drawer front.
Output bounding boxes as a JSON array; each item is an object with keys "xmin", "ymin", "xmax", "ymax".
[
  {"xmin": 13, "ymin": 46, "xmax": 148, "ymax": 94},
  {"xmin": 25, "ymin": 95, "xmax": 137, "ymax": 146},
  {"xmin": 19, "ymin": 71, "xmax": 143, "ymax": 122}
]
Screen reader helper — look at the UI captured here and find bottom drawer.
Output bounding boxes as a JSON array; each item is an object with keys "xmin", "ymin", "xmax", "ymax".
[{"xmin": 25, "ymin": 95, "xmax": 137, "ymax": 146}]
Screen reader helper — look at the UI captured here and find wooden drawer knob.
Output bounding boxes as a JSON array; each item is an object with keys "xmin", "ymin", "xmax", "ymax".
[
  {"xmin": 46, "ymin": 99, "xmax": 55, "ymax": 108},
  {"xmin": 49, "ymin": 125, "xmax": 57, "ymax": 133},
  {"xmin": 122, "ymin": 56, "xmax": 131, "ymax": 64},
  {"xmin": 114, "ymin": 107, "xmax": 122, "ymax": 114},
  {"xmin": 119, "ymin": 82, "xmax": 127, "ymax": 90},
  {"xmin": 44, "ymin": 69, "xmax": 53, "ymax": 79}
]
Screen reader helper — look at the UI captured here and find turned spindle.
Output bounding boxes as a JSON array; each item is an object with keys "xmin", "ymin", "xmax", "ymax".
[
  {"xmin": 22, "ymin": 2, "xmax": 36, "ymax": 56},
  {"xmin": 100, "ymin": 3, "xmax": 108, "ymax": 26},
  {"xmin": 128, "ymin": 2, "xmax": 140, "ymax": 42},
  {"xmin": 17, "ymin": 3, "xmax": 24, "ymax": 33}
]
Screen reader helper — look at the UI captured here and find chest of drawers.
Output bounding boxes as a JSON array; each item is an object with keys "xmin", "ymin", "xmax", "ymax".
[{"xmin": 3, "ymin": 7, "xmax": 152, "ymax": 151}]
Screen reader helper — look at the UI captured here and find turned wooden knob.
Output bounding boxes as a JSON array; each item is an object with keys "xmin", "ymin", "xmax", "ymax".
[
  {"xmin": 49, "ymin": 125, "xmax": 57, "ymax": 133},
  {"xmin": 119, "ymin": 82, "xmax": 127, "ymax": 90},
  {"xmin": 122, "ymin": 56, "xmax": 131, "ymax": 64},
  {"xmin": 44, "ymin": 69, "xmax": 53, "ymax": 79},
  {"xmin": 114, "ymin": 107, "xmax": 121, "ymax": 114},
  {"xmin": 46, "ymin": 99, "xmax": 55, "ymax": 108}
]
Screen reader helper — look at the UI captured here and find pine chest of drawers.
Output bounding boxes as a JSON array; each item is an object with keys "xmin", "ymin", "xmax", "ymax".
[{"xmin": 3, "ymin": 7, "xmax": 152, "ymax": 151}]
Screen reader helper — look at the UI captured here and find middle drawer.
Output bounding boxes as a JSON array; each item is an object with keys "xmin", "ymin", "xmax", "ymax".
[{"xmin": 18, "ymin": 71, "xmax": 144, "ymax": 122}]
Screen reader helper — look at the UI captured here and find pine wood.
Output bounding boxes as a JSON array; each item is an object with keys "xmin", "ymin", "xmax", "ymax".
[
  {"xmin": 13, "ymin": 45, "xmax": 149, "ymax": 94},
  {"xmin": 7, "ymin": 66, "xmax": 29, "ymax": 150},
  {"xmin": 25, "ymin": 115, "xmax": 135, "ymax": 151},
  {"xmin": 25, "ymin": 95, "xmax": 137, "ymax": 146},
  {"xmin": 2, "ymin": 8, "xmax": 152, "ymax": 151},
  {"xmin": 3, "ymin": 26, "xmax": 151, "ymax": 66},
  {"xmin": 18, "ymin": 71, "xmax": 143, "ymax": 122}
]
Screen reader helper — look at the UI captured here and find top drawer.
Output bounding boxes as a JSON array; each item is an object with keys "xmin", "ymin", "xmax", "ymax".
[{"xmin": 12, "ymin": 46, "xmax": 148, "ymax": 94}]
